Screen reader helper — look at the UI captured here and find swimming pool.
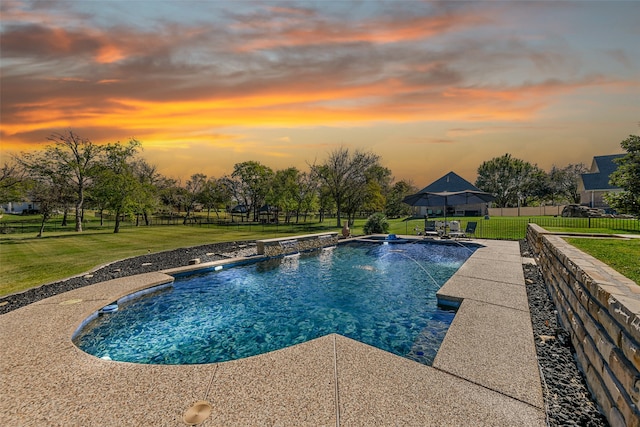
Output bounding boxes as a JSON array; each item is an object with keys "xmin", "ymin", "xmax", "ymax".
[{"xmin": 73, "ymin": 241, "xmax": 476, "ymax": 365}]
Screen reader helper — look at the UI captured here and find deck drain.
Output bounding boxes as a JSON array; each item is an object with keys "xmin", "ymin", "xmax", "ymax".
[
  {"xmin": 59, "ymin": 299, "xmax": 83, "ymax": 305},
  {"xmin": 183, "ymin": 400, "xmax": 212, "ymax": 425}
]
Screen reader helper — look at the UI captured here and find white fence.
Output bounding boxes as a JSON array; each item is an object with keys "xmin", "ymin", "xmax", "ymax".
[{"xmin": 488, "ymin": 205, "xmax": 566, "ymax": 217}]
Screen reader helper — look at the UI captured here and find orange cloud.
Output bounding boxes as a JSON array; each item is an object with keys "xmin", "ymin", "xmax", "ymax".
[
  {"xmin": 2, "ymin": 0, "xmax": 637, "ymax": 186},
  {"xmin": 95, "ymin": 44, "xmax": 126, "ymax": 64},
  {"xmin": 1, "ymin": 74, "xmax": 590, "ymax": 150}
]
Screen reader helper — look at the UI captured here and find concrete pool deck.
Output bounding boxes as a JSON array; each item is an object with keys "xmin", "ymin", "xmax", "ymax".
[{"xmin": 0, "ymin": 239, "xmax": 546, "ymax": 426}]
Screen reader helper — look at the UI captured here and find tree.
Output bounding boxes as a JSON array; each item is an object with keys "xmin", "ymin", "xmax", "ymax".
[
  {"xmin": 14, "ymin": 153, "xmax": 67, "ymax": 237},
  {"xmin": 313, "ymin": 147, "xmax": 380, "ymax": 227},
  {"xmin": 385, "ymin": 180, "xmax": 418, "ymax": 218},
  {"xmin": 360, "ymin": 165, "xmax": 392, "ymax": 215},
  {"xmin": 293, "ymin": 170, "xmax": 319, "ymax": 223},
  {"xmin": 475, "ymin": 153, "xmax": 543, "ymax": 208},
  {"xmin": 25, "ymin": 176, "xmax": 63, "ymax": 237},
  {"xmin": 182, "ymin": 173, "xmax": 207, "ymax": 224},
  {"xmin": 230, "ymin": 161, "xmax": 274, "ymax": 221},
  {"xmin": 605, "ymin": 135, "xmax": 640, "ymax": 216},
  {"xmin": 0, "ymin": 160, "xmax": 26, "ymax": 205},
  {"xmin": 41, "ymin": 131, "xmax": 103, "ymax": 232},
  {"xmin": 131, "ymin": 159, "xmax": 163, "ymax": 226},
  {"xmin": 92, "ymin": 139, "xmax": 142, "ymax": 233},
  {"xmin": 316, "ymin": 182, "xmax": 335, "ymax": 223},
  {"xmin": 267, "ymin": 167, "xmax": 299, "ymax": 223},
  {"xmin": 521, "ymin": 167, "xmax": 549, "ymax": 207},
  {"xmin": 157, "ymin": 177, "xmax": 182, "ymax": 216},
  {"xmin": 548, "ymin": 163, "xmax": 588, "ymax": 204},
  {"xmin": 199, "ymin": 177, "xmax": 232, "ymax": 221},
  {"xmin": 360, "ymin": 180, "xmax": 385, "ymax": 215}
]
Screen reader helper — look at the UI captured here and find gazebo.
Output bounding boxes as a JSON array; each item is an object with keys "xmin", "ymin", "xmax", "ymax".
[{"xmin": 412, "ymin": 171, "xmax": 489, "ymax": 217}]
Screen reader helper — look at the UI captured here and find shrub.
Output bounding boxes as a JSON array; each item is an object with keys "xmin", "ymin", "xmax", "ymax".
[{"xmin": 363, "ymin": 213, "xmax": 389, "ymax": 234}]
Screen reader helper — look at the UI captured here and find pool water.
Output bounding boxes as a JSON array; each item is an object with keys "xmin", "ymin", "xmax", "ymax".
[{"xmin": 73, "ymin": 241, "xmax": 476, "ymax": 365}]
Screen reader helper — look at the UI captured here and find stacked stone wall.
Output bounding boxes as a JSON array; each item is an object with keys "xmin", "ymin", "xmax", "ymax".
[
  {"xmin": 256, "ymin": 232, "xmax": 339, "ymax": 257},
  {"xmin": 527, "ymin": 224, "xmax": 640, "ymax": 427}
]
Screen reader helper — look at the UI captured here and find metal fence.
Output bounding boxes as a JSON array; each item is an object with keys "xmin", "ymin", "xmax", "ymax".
[
  {"xmin": 529, "ymin": 216, "xmax": 640, "ymax": 232},
  {"xmin": 0, "ymin": 216, "xmax": 331, "ymax": 236},
  {"xmin": 474, "ymin": 216, "xmax": 640, "ymax": 240},
  {"xmin": 1, "ymin": 215, "xmax": 638, "ymax": 240},
  {"xmin": 402, "ymin": 216, "xmax": 639, "ymax": 241}
]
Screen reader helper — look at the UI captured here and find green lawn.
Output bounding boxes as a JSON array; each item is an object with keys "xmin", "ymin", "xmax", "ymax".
[
  {"xmin": 0, "ymin": 223, "xmax": 341, "ymax": 296},
  {"xmin": 2, "ymin": 214, "xmax": 638, "ymax": 297},
  {"xmin": 545, "ymin": 227, "xmax": 638, "ymax": 235},
  {"xmin": 564, "ymin": 238, "xmax": 640, "ymax": 285}
]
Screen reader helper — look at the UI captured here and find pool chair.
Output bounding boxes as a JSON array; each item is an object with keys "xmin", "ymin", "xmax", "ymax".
[
  {"xmin": 450, "ymin": 221, "xmax": 477, "ymax": 239},
  {"xmin": 423, "ymin": 220, "xmax": 439, "ymax": 238}
]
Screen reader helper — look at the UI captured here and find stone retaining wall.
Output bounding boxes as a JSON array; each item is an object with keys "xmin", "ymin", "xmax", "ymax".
[
  {"xmin": 256, "ymin": 232, "xmax": 339, "ymax": 257},
  {"xmin": 527, "ymin": 224, "xmax": 640, "ymax": 427}
]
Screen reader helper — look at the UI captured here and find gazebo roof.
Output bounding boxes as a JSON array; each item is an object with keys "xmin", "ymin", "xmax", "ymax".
[{"xmin": 418, "ymin": 171, "xmax": 482, "ymax": 193}]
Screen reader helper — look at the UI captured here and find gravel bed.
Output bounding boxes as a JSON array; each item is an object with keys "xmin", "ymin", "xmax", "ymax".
[
  {"xmin": 0, "ymin": 241, "xmax": 256, "ymax": 315},
  {"xmin": 1, "ymin": 239, "xmax": 610, "ymax": 425},
  {"xmin": 521, "ymin": 240, "xmax": 608, "ymax": 427}
]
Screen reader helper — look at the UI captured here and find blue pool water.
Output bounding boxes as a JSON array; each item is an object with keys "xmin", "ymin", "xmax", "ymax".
[{"xmin": 73, "ymin": 241, "xmax": 476, "ymax": 365}]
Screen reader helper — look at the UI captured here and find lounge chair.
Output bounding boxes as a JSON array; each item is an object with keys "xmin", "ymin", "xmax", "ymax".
[
  {"xmin": 423, "ymin": 220, "xmax": 439, "ymax": 237},
  {"xmin": 451, "ymin": 221, "xmax": 477, "ymax": 239}
]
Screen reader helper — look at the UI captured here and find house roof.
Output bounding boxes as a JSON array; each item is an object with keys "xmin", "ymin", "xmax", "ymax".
[
  {"xmin": 581, "ymin": 154, "xmax": 624, "ymax": 191},
  {"xmin": 230, "ymin": 204, "xmax": 248, "ymax": 213},
  {"xmin": 418, "ymin": 171, "xmax": 483, "ymax": 193}
]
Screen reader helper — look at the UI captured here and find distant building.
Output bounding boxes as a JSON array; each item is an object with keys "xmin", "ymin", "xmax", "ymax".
[
  {"xmin": 0, "ymin": 201, "xmax": 39, "ymax": 214},
  {"xmin": 413, "ymin": 171, "xmax": 488, "ymax": 217},
  {"xmin": 578, "ymin": 154, "xmax": 624, "ymax": 209}
]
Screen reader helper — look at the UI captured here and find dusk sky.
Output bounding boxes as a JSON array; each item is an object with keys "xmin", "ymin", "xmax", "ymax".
[{"xmin": 1, "ymin": 0, "xmax": 639, "ymax": 186}]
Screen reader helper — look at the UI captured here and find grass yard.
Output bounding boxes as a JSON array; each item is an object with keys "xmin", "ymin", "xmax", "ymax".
[
  {"xmin": 0, "ymin": 224, "xmax": 340, "ymax": 297},
  {"xmin": 545, "ymin": 227, "xmax": 638, "ymax": 235},
  {"xmin": 2, "ymin": 213, "xmax": 638, "ymax": 297},
  {"xmin": 564, "ymin": 238, "xmax": 640, "ymax": 285}
]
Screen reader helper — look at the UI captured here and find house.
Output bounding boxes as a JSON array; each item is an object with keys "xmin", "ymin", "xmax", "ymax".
[
  {"xmin": 578, "ymin": 154, "xmax": 624, "ymax": 209},
  {"xmin": 413, "ymin": 171, "xmax": 488, "ymax": 217},
  {"xmin": 0, "ymin": 201, "xmax": 40, "ymax": 215}
]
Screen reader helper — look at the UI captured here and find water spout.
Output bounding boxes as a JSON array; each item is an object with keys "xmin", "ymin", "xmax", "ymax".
[{"xmin": 380, "ymin": 252, "xmax": 439, "ymax": 288}]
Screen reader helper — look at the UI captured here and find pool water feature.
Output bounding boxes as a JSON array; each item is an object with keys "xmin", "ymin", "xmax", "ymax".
[{"xmin": 73, "ymin": 241, "xmax": 476, "ymax": 365}]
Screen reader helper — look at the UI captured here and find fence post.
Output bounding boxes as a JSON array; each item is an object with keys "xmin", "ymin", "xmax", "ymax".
[{"xmin": 588, "ymin": 217, "xmax": 591, "ymax": 229}]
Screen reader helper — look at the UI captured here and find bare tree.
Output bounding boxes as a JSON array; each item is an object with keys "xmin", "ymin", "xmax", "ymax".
[
  {"xmin": 313, "ymin": 147, "xmax": 380, "ymax": 227},
  {"xmin": 19, "ymin": 131, "xmax": 104, "ymax": 232}
]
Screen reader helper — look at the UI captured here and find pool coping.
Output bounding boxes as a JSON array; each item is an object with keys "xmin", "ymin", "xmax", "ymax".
[{"xmin": 0, "ymin": 238, "xmax": 546, "ymax": 426}]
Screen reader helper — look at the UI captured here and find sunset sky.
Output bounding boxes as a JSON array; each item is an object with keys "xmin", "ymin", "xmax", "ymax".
[{"xmin": 1, "ymin": 0, "xmax": 639, "ymax": 187}]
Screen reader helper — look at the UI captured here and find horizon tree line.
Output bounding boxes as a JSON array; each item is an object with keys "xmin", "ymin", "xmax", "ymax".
[{"xmin": 1, "ymin": 130, "xmax": 638, "ymax": 236}]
